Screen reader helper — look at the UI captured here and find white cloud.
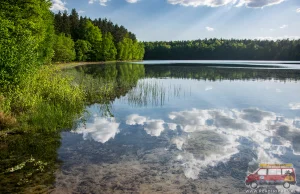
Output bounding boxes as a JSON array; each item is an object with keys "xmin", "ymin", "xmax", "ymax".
[
  {"xmin": 125, "ymin": 108, "xmax": 300, "ymax": 179},
  {"xmin": 205, "ymin": 26, "xmax": 214, "ymax": 32},
  {"xmin": 144, "ymin": 119, "xmax": 165, "ymax": 136},
  {"xmin": 126, "ymin": 114, "xmax": 147, "ymax": 125},
  {"xmin": 236, "ymin": 0, "xmax": 285, "ymax": 8},
  {"xmin": 50, "ymin": 0, "xmax": 68, "ymax": 12},
  {"xmin": 78, "ymin": 10, "xmax": 85, "ymax": 14},
  {"xmin": 255, "ymin": 36, "xmax": 300, "ymax": 40},
  {"xmin": 168, "ymin": 108, "xmax": 300, "ymax": 178},
  {"xmin": 167, "ymin": 123, "xmax": 178, "ymax": 130},
  {"xmin": 126, "ymin": 114, "xmax": 165, "ymax": 136},
  {"xmin": 172, "ymin": 137, "xmax": 185, "ymax": 150},
  {"xmin": 167, "ymin": 0, "xmax": 285, "ymax": 8},
  {"xmin": 297, "ymin": 8, "xmax": 300, "ymax": 13},
  {"xmin": 89, "ymin": 0, "xmax": 110, "ymax": 6},
  {"xmin": 126, "ymin": 0, "xmax": 139, "ymax": 3},
  {"xmin": 280, "ymin": 24, "xmax": 288, "ymax": 29},
  {"xmin": 74, "ymin": 117, "xmax": 120, "ymax": 143},
  {"xmin": 167, "ymin": 0, "xmax": 235, "ymax": 7},
  {"xmin": 205, "ymin": 86, "xmax": 213, "ymax": 91},
  {"xmin": 289, "ymin": 103, "xmax": 300, "ymax": 110}
]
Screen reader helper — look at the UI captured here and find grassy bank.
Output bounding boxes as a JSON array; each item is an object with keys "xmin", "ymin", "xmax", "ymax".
[{"xmin": 0, "ymin": 65, "xmax": 85, "ymax": 135}]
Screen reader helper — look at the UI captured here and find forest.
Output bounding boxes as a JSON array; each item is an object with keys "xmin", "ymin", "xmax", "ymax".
[
  {"xmin": 144, "ymin": 39, "xmax": 300, "ymax": 60},
  {"xmin": 0, "ymin": 0, "xmax": 144, "ymax": 134},
  {"xmin": 53, "ymin": 9, "xmax": 145, "ymax": 62}
]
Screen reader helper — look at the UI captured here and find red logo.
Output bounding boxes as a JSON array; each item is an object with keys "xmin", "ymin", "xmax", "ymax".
[{"xmin": 245, "ymin": 164, "xmax": 297, "ymax": 189}]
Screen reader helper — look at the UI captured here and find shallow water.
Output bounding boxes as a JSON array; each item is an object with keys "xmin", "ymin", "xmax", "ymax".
[{"xmin": 3, "ymin": 61, "xmax": 300, "ymax": 193}]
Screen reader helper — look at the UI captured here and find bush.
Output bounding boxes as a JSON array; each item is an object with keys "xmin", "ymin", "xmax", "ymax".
[
  {"xmin": 2, "ymin": 66, "xmax": 85, "ymax": 132},
  {"xmin": 0, "ymin": 17, "xmax": 38, "ymax": 86}
]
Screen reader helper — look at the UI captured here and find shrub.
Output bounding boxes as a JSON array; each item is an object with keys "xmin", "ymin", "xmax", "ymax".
[{"xmin": 3, "ymin": 66, "xmax": 85, "ymax": 132}]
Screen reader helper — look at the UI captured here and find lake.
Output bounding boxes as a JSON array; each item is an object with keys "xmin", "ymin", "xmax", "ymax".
[{"xmin": 3, "ymin": 60, "xmax": 300, "ymax": 193}]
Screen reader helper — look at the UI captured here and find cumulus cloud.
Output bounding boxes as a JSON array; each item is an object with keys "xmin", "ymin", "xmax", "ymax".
[
  {"xmin": 89, "ymin": 0, "xmax": 110, "ymax": 6},
  {"xmin": 50, "ymin": 0, "xmax": 68, "ymax": 12},
  {"xmin": 74, "ymin": 117, "xmax": 120, "ymax": 143},
  {"xmin": 280, "ymin": 24, "xmax": 288, "ymax": 29},
  {"xmin": 205, "ymin": 26, "xmax": 214, "ymax": 31},
  {"xmin": 167, "ymin": 123, "xmax": 178, "ymax": 130},
  {"xmin": 168, "ymin": 108, "xmax": 300, "ymax": 178},
  {"xmin": 125, "ymin": 108, "xmax": 300, "ymax": 179},
  {"xmin": 289, "ymin": 103, "xmax": 300, "ymax": 110},
  {"xmin": 126, "ymin": 0, "xmax": 139, "ymax": 3},
  {"xmin": 126, "ymin": 114, "xmax": 165, "ymax": 136},
  {"xmin": 236, "ymin": 0, "xmax": 285, "ymax": 8},
  {"xmin": 126, "ymin": 114, "xmax": 147, "ymax": 125},
  {"xmin": 167, "ymin": 0, "xmax": 285, "ymax": 8},
  {"xmin": 144, "ymin": 119, "xmax": 165, "ymax": 136},
  {"xmin": 297, "ymin": 8, "xmax": 300, "ymax": 13}
]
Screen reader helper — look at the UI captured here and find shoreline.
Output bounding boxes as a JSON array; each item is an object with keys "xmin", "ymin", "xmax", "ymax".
[{"xmin": 54, "ymin": 60, "xmax": 143, "ymax": 69}]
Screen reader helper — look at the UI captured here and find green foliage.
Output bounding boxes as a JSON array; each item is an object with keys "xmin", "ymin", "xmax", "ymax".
[
  {"xmin": 2, "ymin": 66, "xmax": 85, "ymax": 132},
  {"xmin": 0, "ymin": 0, "xmax": 55, "ymax": 65},
  {"xmin": 53, "ymin": 10, "xmax": 145, "ymax": 62},
  {"xmin": 101, "ymin": 32, "xmax": 117, "ymax": 61},
  {"xmin": 144, "ymin": 39, "xmax": 300, "ymax": 60},
  {"xmin": 82, "ymin": 20, "xmax": 103, "ymax": 61},
  {"xmin": 0, "ymin": 17, "xmax": 38, "ymax": 86},
  {"xmin": 0, "ymin": 0, "xmax": 55, "ymax": 86},
  {"xmin": 75, "ymin": 39, "xmax": 91, "ymax": 61},
  {"xmin": 53, "ymin": 34, "xmax": 76, "ymax": 63}
]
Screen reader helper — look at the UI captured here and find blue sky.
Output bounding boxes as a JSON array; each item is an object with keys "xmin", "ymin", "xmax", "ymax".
[{"xmin": 50, "ymin": 0, "xmax": 300, "ymax": 41}]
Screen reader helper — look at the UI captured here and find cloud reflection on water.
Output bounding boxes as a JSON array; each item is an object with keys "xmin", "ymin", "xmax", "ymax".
[
  {"xmin": 74, "ymin": 116, "xmax": 120, "ymax": 143},
  {"xmin": 126, "ymin": 108, "xmax": 300, "ymax": 179},
  {"xmin": 126, "ymin": 114, "xmax": 165, "ymax": 136}
]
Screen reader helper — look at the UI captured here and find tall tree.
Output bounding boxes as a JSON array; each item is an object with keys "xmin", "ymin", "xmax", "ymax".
[
  {"xmin": 61, "ymin": 10, "xmax": 70, "ymax": 35},
  {"xmin": 75, "ymin": 39, "xmax": 91, "ymax": 61},
  {"xmin": 53, "ymin": 34, "xmax": 76, "ymax": 62},
  {"xmin": 101, "ymin": 32, "xmax": 117, "ymax": 61},
  {"xmin": 83, "ymin": 20, "xmax": 102, "ymax": 61},
  {"xmin": 69, "ymin": 9, "xmax": 79, "ymax": 41}
]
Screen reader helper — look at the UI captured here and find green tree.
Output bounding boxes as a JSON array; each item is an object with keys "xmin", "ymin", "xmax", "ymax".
[
  {"xmin": 53, "ymin": 34, "xmax": 76, "ymax": 62},
  {"xmin": 0, "ymin": 0, "xmax": 55, "ymax": 85},
  {"xmin": 101, "ymin": 32, "xmax": 117, "ymax": 61},
  {"xmin": 61, "ymin": 10, "xmax": 71, "ymax": 35},
  {"xmin": 83, "ymin": 20, "xmax": 102, "ymax": 61},
  {"xmin": 75, "ymin": 39, "xmax": 91, "ymax": 61},
  {"xmin": 69, "ymin": 9, "xmax": 79, "ymax": 41}
]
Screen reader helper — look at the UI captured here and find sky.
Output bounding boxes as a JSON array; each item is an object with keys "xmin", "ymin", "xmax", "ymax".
[{"xmin": 50, "ymin": 0, "xmax": 300, "ymax": 41}]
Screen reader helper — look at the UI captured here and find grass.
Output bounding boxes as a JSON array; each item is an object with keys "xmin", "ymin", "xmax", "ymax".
[{"xmin": 0, "ymin": 65, "xmax": 85, "ymax": 133}]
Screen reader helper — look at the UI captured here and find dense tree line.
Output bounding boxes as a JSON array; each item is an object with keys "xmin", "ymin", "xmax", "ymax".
[
  {"xmin": 144, "ymin": 65, "xmax": 300, "ymax": 81},
  {"xmin": 144, "ymin": 39, "xmax": 300, "ymax": 61},
  {"xmin": 53, "ymin": 9, "xmax": 144, "ymax": 62}
]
